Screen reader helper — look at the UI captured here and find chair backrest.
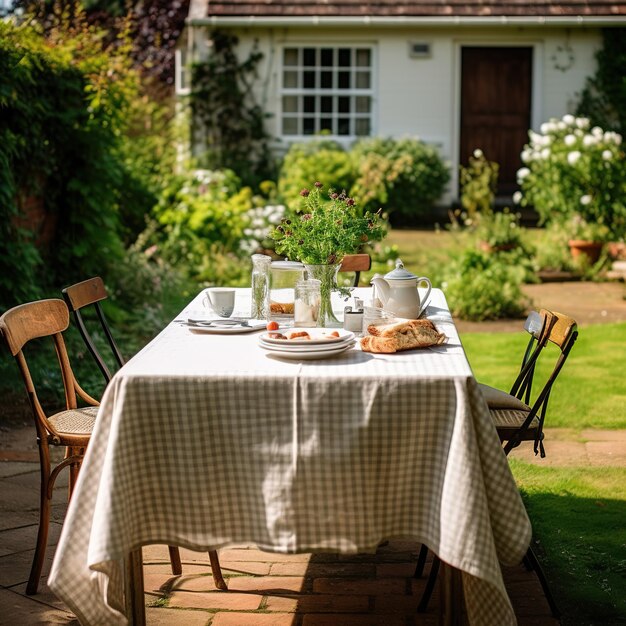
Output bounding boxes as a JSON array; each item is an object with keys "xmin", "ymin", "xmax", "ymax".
[
  {"xmin": 339, "ymin": 254, "xmax": 371, "ymax": 287},
  {"xmin": 503, "ymin": 309, "xmax": 578, "ymax": 456},
  {"xmin": 62, "ymin": 277, "xmax": 124, "ymax": 383},
  {"xmin": 0, "ymin": 299, "xmax": 94, "ymax": 441}
]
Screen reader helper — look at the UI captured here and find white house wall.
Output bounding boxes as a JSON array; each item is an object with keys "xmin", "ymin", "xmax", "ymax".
[{"xmin": 188, "ymin": 25, "xmax": 601, "ymax": 201}]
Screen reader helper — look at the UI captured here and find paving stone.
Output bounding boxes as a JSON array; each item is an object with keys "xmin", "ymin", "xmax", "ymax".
[
  {"xmin": 145, "ymin": 607, "xmax": 211, "ymax": 626},
  {"xmin": 227, "ymin": 575, "xmax": 307, "ymax": 593},
  {"xmin": 270, "ymin": 562, "xmax": 375, "ymax": 577},
  {"xmin": 302, "ymin": 614, "xmax": 406, "ymax": 626},
  {"xmin": 0, "ymin": 547, "xmax": 54, "ymax": 587},
  {"xmin": 375, "ymin": 562, "xmax": 419, "ymax": 578},
  {"xmin": 8, "ymin": 580, "xmax": 70, "ymax": 611},
  {"xmin": 169, "ymin": 590, "xmax": 263, "ymax": 610},
  {"xmin": 0, "ymin": 521, "xmax": 63, "ymax": 557},
  {"xmin": 0, "ymin": 461, "xmax": 38, "ymax": 478},
  {"xmin": 0, "ymin": 510, "xmax": 39, "ymax": 532},
  {"xmin": 218, "ymin": 548, "xmax": 313, "ymax": 563},
  {"xmin": 374, "ymin": 593, "xmax": 424, "ymax": 614},
  {"xmin": 265, "ymin": 593, "xmax": 369, "ymax": 613},
  {"xmin": 0, "ymin": 588, "xmax": 77, "ymax": 625},
  {"xmin": 212, "ymin": 612, "xmax": 296, "ymax": 626},
  {"xmin": 313, "ymin": 577, "xmax": 405, "ymax": 595}
]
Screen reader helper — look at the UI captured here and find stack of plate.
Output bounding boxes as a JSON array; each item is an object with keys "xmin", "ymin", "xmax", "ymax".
[{"xmin": 258, "ymin": 329, "xmax": 356, "ymax": 360}]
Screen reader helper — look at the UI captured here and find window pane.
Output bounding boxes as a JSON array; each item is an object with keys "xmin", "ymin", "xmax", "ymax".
[
  {"xmin": 356, "ymin": 49, "xmax": 370, "ymax": 67},
  {"xmin": 338, "ymin": 71, "xmax": 350, "ymax": 89},
  {"xmin": 283, "ymin": 96, "xmax": 298, "ymax": 113},
  {"xmin": 338, "ymin": 49, "xmax": 351, "ymax": 67},
  {"xmin": 303, "ymin": 96, "xmax": 316, "ymax": 113},
  {"xmin": 338, "ymin": 96, "xmax": 350, "ymax": 114},
  {"xmin": 283, "ymin": 71, "xmax": 298, "ymax": 88},
  {"xmin": 338, "ymin": 118, "xmax": 351, "ymax": 135},
  {"xmin": 282, "ymin": 117, "xmax": 298, "ymax": 135},
  {"xmin": 303, "ymin": 117, "xmax": 315, "ymax": 135},
  {"xmin": 320, "ymin": 71, "xmax": 332, "ymax": 89},
  {"xmin": 303, "ymin": 48, "xmax": 316, "ymax": 66},
  {"xmin": 303, "ymin": 71, "xmax": 316, "ymax": 89},
  {"xmin": 355, "ymin": 118, "xmax": 370, "ymax": 136},
  {"xmin": 355, "ymin": 96, "xmax": 370, "ymax": 113},
  {"xmin": 321, "ymin": 96, "xmax": 333, "ymax": 114},
  {"xmin": 355, "ymin": 71, "xmax": 370, "ymax": 89},
  {"xmin": 321, "ymin": 117, "xmax": 333, "ymax": 132},
  {"xmin": 284, "ymin": 48, "xmax": 299, "ymax": 66},
  {"xmin": 321, "ymin": 48, "xmax": 334, "ymax": 66}
]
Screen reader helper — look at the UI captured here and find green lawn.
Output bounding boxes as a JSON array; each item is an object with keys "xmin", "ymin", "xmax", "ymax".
[{"xmin": 461, "ymin": 322, "xmax": 626, "ymax": 430}]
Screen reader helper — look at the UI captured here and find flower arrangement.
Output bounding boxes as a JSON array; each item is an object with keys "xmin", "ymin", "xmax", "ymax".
[
  {"xmin": 270, "ymin": 182, "xmax": 386, "ymax": 265},
  {"xmin": 514, "ymin": 114, "xmax": 626, "ymax": 242}
]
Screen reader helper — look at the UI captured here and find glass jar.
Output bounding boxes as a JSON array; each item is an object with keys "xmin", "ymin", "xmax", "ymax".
[
  {"xmin": 250, "ymin": 254, "xmax": 271, "ymax": 320},
  {"xmin": 294, "ymin": 279, "xmax": 321, "ymax": 327},
  {"xmin": 269, "ymin": 261, "xmax": 304, "ymax": 322}
]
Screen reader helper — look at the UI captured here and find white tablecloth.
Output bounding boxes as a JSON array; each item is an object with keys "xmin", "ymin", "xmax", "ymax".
[{"xmin": 49, "ymin": 288, "xmax": 531, "ymax": 626}]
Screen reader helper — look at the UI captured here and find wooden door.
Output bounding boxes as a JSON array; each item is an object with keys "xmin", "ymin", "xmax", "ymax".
[{"xmin": 460, "ymin": 47, "xmax": 532, "ymax": 195}]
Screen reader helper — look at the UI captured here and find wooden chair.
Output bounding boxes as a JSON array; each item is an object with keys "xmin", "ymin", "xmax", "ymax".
[
  {"xmin": 339, "ymin": 253, "xmax": 371, "ymax": 287},
  {"xmin": 62, "ymin": 277, "xmax": 227, "ymax": 590},
  {"xmin": 416, "ymin": 309, "xmax": 578, "ymax": 618},
  {"xmin": 0, "ymin": 299, "xmax": 99, "ymax": 595}
]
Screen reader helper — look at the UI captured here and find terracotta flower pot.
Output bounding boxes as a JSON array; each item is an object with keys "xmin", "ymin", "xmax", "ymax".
[
  {"xmin": 607, "ymin": 242, "xmax": 626, "ymax": 261},
  {"xmin": 567, "ymin": 240, "xmax": 603, "ymax": 264}
]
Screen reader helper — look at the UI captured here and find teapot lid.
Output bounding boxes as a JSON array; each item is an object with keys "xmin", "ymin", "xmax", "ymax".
[{"xmin": 384, "ymin": 259, "xmax": 417, "ymax": 281}]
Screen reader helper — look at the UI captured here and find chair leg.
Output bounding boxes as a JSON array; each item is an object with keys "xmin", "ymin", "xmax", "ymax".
[
  {"xmin": 414, "ymin": 544, "xmax": 429, "ymax": 578},
  {"xmin": 418, "ymin": 555, "xmax": 440, "ymax": 612},
  {"xmin": 67, "ymin": 447, "xmax": 80, "ymax": 501},
  {"xmin": 168, "ymin": 546, "xmax": 182, "ymax": 575},
  {"xmin": 525, "ymin": 546, "xmax": 561, "ymax": 619},
  {"xmin": 26, "ymin": 443, "xmax": 51, "ymax": 595},
  {"xmin": 209, "ymin": 550, "xmax": 228, "ymax": 590}
]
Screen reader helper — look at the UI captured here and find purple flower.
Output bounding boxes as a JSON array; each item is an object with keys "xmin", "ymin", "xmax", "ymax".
[
  {"xmin": 314, "ymin": 181, "xmax": 323, "ymax": 188},
  {"xmin": 301, "ymin": 213, "xmax": 312, "ymax": 221},
  {"xmin": 300, "ymin": 188, "xmax": 310, "ymax": 197},
  {"xmin": 330, "ymin": 193, "xmax": 339, "ymax": 200},
  {"xmin": 346, "ymin": 198, "xmax": 355, "ymax": 207}
]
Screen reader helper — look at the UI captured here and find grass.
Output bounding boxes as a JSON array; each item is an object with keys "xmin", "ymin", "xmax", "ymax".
[
  {"xmin": 461, "ymin": 322, "xmax": 626, "ymax": 430},
  {"xmin": 511, "ymin": 460, "xmax": 626, "ymax": 626}
]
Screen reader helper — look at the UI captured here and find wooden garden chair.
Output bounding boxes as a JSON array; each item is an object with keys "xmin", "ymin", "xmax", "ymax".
[
  {"xmin": 416, "ymin": 309, "xmax": 578, "ymax": 618},
  {"xmin": 62, "ymin": 277, "xmax": 226, "ymax": 590},
  {"xmin": 339, "ymin": 253, "xmax": 371, "ymax": 287}
]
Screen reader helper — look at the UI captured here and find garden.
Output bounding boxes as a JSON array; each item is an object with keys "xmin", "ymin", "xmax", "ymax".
[{"xmin": 1, "ymin": 5, "xmax": 626, "ymax": 626}]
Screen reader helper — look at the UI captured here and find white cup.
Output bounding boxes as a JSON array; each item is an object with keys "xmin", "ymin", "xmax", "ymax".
[{"xmin": 203, "ymin": 288, "xmax": 235, "ymax": 317}]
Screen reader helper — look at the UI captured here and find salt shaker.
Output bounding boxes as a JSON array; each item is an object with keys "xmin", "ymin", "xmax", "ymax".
[
  {"xmin": 294, "ymin": 279, "xmax": 321, "ymax": 327},
  {"xmin": 343, "ymin": 305, "xmax": 364, "ymax": 334}
]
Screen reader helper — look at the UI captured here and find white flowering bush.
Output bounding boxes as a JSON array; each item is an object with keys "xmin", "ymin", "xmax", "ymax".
[
  {"xmin": 241, "ymin": 204, "xmax": 286, "ymax": 255},
  {"xmin": 515, "ymin": 114, "xmax": 626, "ymax": 241}
]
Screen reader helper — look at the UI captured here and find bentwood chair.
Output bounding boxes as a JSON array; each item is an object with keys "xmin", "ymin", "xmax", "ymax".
[
  {"xmin": 0, "ymin": 299, "xmax": 99, "ymax": 595},
  {"xmin": 62, "ymin": 277, "xmax": 227, "ymax": 590},
  {"xmin": 339, "ymin": 253, "xmax": 371, "ymax": 287},
  {"xmin": 416, "ymin": 309, "xmax": 578, "ymax": 618}
]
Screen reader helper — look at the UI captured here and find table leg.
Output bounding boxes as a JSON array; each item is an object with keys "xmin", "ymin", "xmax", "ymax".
[
  {"xmin": 124, "ymin": 548, "xmax": 145, "ymax": 626},
  {"xmin": 439, "ymin": 561, "xmax": 465, "ymax": 626}
]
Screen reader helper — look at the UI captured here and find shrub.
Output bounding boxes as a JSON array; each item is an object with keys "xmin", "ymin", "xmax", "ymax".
[
  {"xmin": 441, "ymin": 250, "xmax": 529, "ymax": 321},
  {"xmin": 351, "ymin": 137, "xmax": 450, "ymax": 222},
  {"xmin": 515, "ymin": 114, "xmax": 626, "ymax": 241},
  {"xmin": 459, "ymin": 149, "xmax": 499, "ymax": 218}
]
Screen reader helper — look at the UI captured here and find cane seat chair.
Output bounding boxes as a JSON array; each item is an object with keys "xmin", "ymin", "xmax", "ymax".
[
  {"xmin": 339, "ymin": 253, "xmax": 371, "ymax": 287},
  {"xmin": 0, "ymin": 299, "xmax": 99, "ymax": 595},
  {"xmin": 416, "ymin": 309, "xmax": 578, "ymax": 618},
  {"xmin": 62, "ymin": 277, "xmax": 227, "ymax": 590}
]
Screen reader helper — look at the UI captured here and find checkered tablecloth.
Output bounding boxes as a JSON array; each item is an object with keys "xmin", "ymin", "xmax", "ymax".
[{"xmin": 49, "ymin": 288, "xmax": 531, "ymax": 626}]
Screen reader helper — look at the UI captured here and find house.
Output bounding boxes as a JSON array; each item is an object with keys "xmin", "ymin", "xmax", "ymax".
[{"xmin": 177, "ymin": 0, "xmax": 626, "ymax": 201}]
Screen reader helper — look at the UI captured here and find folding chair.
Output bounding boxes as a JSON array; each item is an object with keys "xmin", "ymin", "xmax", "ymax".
[{"xmin": 62, "ymin": 277, "xmax": 227, "ymax": 589}]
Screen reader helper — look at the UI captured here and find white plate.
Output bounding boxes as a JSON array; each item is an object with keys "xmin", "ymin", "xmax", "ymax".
[
  {"xmin": 262, "ymin": 342, "xmax": 356, "ymax": 360},
  {"xmin": 259, "ymin": 334, "xmax": 354, "ymax": 351},
  {"xmin": 260, "ymin": 339, "xmax": 356, "ymax": 353},
  {"xmin": 188, "ymin": 321, "xmax": 267, "ymax": 334},
  {"xmin": 260, "ymin": 328, "xmax": 354, "ymax": 346}
]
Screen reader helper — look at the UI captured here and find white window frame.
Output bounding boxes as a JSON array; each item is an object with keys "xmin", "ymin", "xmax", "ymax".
[
  {"xmin": 279, "ymin": 44, "xmax": 376, "ymax": 142},
  {"xmin": 175, "ymin": 48, "xmax": 191, "ymax": 96}
]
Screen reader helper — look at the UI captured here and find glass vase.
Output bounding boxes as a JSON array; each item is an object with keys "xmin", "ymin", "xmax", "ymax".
[{"xmin": 303, "ymin": 264, "xmax": 341, "ymax": 328}]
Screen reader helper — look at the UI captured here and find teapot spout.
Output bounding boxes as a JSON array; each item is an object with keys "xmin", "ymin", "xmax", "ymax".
[{"xmin": 370, "ymin": 275, "xmax": 390, "ymax": 306}]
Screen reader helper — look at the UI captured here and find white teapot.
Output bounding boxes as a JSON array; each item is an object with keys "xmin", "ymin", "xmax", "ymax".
[{"xmin": 370, "ymin": 259, "xmax": 432, "ymax": 319}]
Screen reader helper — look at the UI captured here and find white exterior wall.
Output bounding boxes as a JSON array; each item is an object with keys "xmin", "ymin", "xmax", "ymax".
[{"xmin": 187, "ymin": 24, "xmax": 601, "ymax": 201}]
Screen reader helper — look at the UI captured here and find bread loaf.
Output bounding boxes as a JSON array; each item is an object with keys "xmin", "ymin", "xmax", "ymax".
[{"xmin": 360, "ymin": 319, "xmax": 446, "ymax": 353}]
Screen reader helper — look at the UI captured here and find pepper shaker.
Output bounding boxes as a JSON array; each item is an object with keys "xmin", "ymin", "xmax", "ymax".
[{"xmin": 343, "ymin": 305, "xmax": 364, "ymax": 334}]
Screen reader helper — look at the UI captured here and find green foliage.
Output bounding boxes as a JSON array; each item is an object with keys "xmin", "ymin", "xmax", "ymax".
[
  {"xmin": 459, "ymin": 149, "xmax": 499, "ymax": 218},
  {"xmin": 351, "ymin": 137, "xmax": 450, "ymax": 222},
  {"xmin": 474, "ymin": 209, "xmax": 525, "ymax": 250},
  {"xmin": 271, "ymin": 183, "xmax": 386, "ymax": 265},
  {"xmin": 277, "ymin": 140, "xmax": 357, "ymax": 209},
  {"xmin": 441, "ymin": 250, "xmax": 529, "ymax": 321},
  {"xmin": 516, "ymin": 114, "xmax": 626, "ymax": 241},
  {"xmin": 576, "ymin": 28, "xmax": 626, "ymax": 135},
  {"xmin": 190, "ymin": 30, "xmax": 274, "ymax": 188}
]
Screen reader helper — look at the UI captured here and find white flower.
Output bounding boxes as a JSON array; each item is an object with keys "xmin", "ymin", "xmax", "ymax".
[
  {"xmin": 605, "ymin": 131, "xmax": 622, "ymax": 145},
  {"xmin": 473, "ymin": 148, "xmax": 484, "ymax": 158},
  {"xmin": 541, "ymin": 148, "xmax": 551, "ymax": 159},
  {"xmin": 576, "ymin": 117, "xmax": 590, "ymax": 129},
  {"xmin": 557, "ymin": 121, "xmax": 567, "ymax": 130},
  {"xmin": 602, "ymin": 150, "xmax": 613, "ymax": 161},
  {"xmin": 563, "ymin": 114, "xmax": 575, "ymax": 125},
  {"xmin": 580, "ymin": 195, "xmax": 592, "ymax": 206},
  {"xmin": 583, "ymin": 134, "xmax": 597, "ymax": 147},
  {"xmin": 529, "ymin": 131, "xmax": 542, "ymax": 145},
  {"xmin": 564, "ymin": 134, "xmax": 576, "ymax": 146},
  {"xmin": 592, "ymin": 126, "xmax": 604, "ymax": 138},
  {"xmin": 567, "ymin": 151, "xmax": 581, "ymax": 165},
  {"xmin": 521, "ymin": 149, "xmax": 533, "ymax": 163},
  {"xmin": 513, "ymin": 191, "xmax": 523, "ymax": 204},
  {"xmin": 540, "ymin": 122, "xmax": 552, "ymax": 134},
  {"xmin": 615, "ymin": 133, "xmax": 622, "ymax": 146},
  {"xmin": 517, "ymin": 167, "xmax": 531, "ymax": 181}
]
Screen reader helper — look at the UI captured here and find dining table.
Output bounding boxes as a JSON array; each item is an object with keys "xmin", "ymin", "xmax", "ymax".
[{"xmin": 48, "ymin": 286, "xmax": 531, "ymax": 626}]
